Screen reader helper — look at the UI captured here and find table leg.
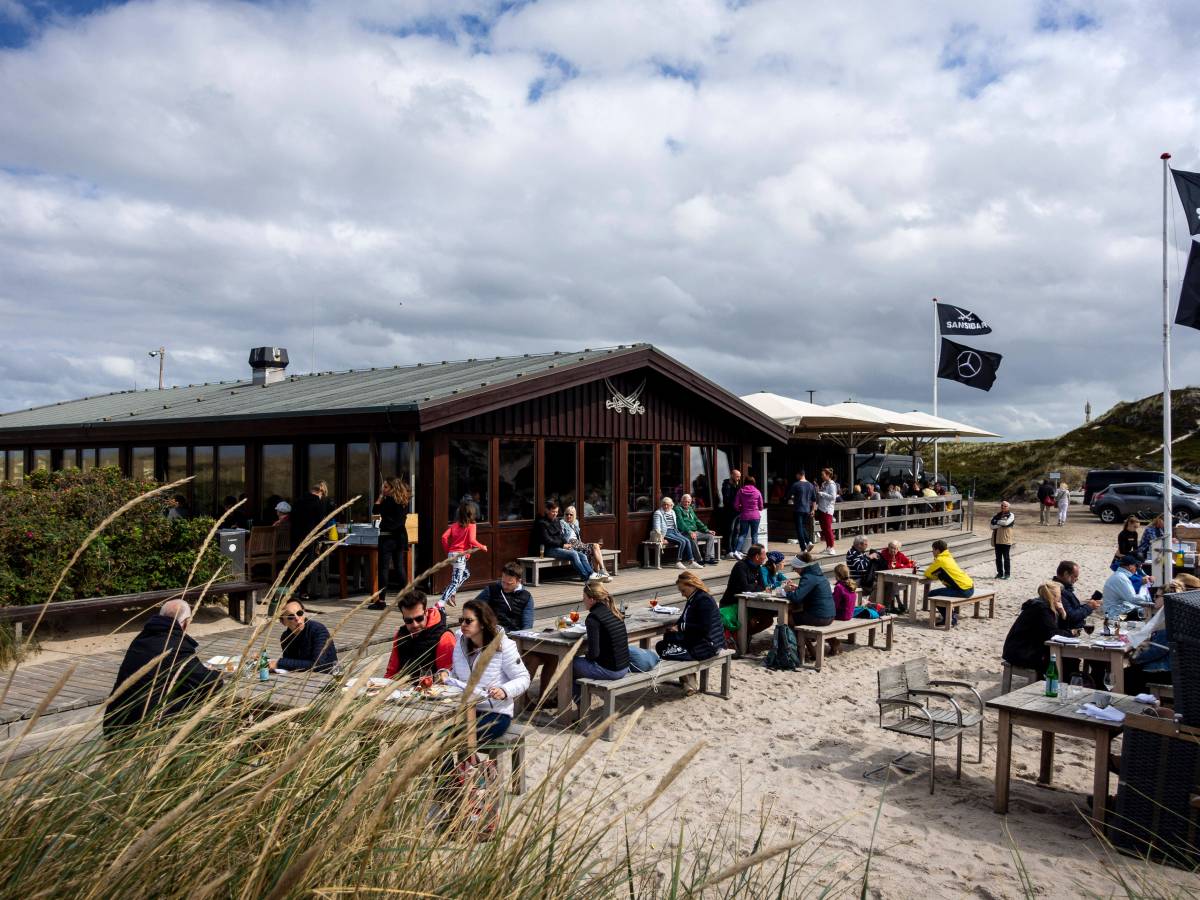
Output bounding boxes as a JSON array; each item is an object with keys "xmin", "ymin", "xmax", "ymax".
[
  {"xmin": 1092, "ymin": 731, "xmax": 1111, "ymax": 830},
  {"xmin": 556, "ymin": 658, "xmax": 576, "ymax": 722},
  {"xmin": 1038, "ymin": 731, "xmax": 1055, "ymax": 785},
  {"xmin": 1111, "ymin": 651, "xmax": 1125, "ymax": 694},
  {"xmin": 338, "ymin": 550, "xmax": 349, "ymax": 599},
  {"xmin": 737, "ymin": 596, "xmax": 748, "ymax": 656},
  {"xmin": 995, "ymin": 709, "xmax": 1012, "ymax": 813},
  {"xmin": 369, "ymin": 548, "xmax": 380, "ymax": 598}
]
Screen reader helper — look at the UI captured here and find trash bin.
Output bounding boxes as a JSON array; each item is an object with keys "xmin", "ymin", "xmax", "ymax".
[{"xmin": 218, "ymin": 528, "xmax": 248, "ymax": 578}]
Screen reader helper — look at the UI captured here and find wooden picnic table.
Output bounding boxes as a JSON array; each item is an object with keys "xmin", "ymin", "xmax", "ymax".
[
  {"xmin": 987, "ymin": 681, "xmax": 1147, "ymax": 828},
  {"xmin": 510, "ymin": 608, "xmax": 680, "ymax": 721},
  {"xmin": 735, "ymin": 592, "xmax": 790, "ymax": 656},
  {"xmin": 872, "ymin": 570, "xmax": 926, "ymax": 612},
  {"xmin": 337, "ymin": 543, "xmax": 380, "ymax": 600},
  {"xmin": 1045, "ymin": 637, "xmax": 1133, "ymax": 694}
]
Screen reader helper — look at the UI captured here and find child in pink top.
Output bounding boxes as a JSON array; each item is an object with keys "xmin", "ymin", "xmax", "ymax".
[
  {"xmin": 439, "ymin": 501, "xmax": 487, "ymax": 607},
  {"xmin": 832, "ymin": 563, "xmax": 858, "ymax": 621}
]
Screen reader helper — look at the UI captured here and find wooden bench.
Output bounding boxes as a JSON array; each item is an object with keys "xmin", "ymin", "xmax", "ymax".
[
  {"xmin": 478, "ymin": 723, "xmax": 528, "ymax": 795},
  {"xmin": 641, "ymin": 535, "xmax": 721, "ymax": 568},
  {"xmin": 517, "ymin": 549, "xmax": 620, "ymax": 587},
  {"xmin": 794, "ymin": 615, "xmax": 895, "ymax": 671},
  {"xmin": 0, "ymin": 580, "xmax": 268, "ymax": 640},
  {"xmin": 576, "ymin": 649, "xmax": 733, "ymax": 741},
  {"xmin": 927, "ymin": 591, "xmax": 995, "ymax": 631}
]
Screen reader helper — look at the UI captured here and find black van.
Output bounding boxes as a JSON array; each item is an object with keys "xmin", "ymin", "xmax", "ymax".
[{"xmin": 1083, "ymin": 469, "xmax": 1199, "ymax": 504}]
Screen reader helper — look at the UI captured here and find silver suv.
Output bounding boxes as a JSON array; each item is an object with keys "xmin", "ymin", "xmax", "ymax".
[{"xmin": 1089, "ymin": 482, "xmax": 1200, "ymax": 524}]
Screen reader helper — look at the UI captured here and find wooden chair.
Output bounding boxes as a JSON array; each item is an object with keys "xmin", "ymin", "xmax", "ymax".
[
  {"xmin": 865, "ymin": 657, "xmax": 984, "ymax": 793},
  {"xmin": 246, "ymin": 526, "xmax": 279, "ymax": 580}
]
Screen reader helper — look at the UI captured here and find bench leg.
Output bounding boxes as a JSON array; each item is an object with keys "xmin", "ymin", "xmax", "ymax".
[
  {"xmin": 814, "ymin": 634, "xmax": 825, "ymax": 672},
  {"xmin": 868, "ymin": 627, "xmax": 876, "ymax": 648},
  {"xmin": 602, "ymin": 692, "xmax": 617, "ymax": 742},
  {"xmin": 512, "ymin": 740, "xmax": 526, "ymax": 795},
  {"xmin": 578, "ymin": 682, "xmax": 591, "ymax": 728},
  {"xmin": 989, "ymin": 595, "xmax": 995, "ymax": 619},
  {"xmin": 699, "ymin": 666, "xmax": 710, "ymax": 694},
  {"xmin": 972, "ymin": 601, "xmax": 981, "ymax": 619},
  {"xmin": 885, "ymin": 620, "xmax": 893, "ymax": 651},
  {"xmin": 929, "ymin": 603, "xmax": 939, "ymax": 630}
]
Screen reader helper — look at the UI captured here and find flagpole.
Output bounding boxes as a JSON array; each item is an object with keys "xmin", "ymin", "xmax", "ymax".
[
  {"xmin": 932, "ymin": 297, "xmax": 939, "ymax": 483},
  {"xmin": 1162, "ymin": 152, "xmax": 1174, "ymax": 582}
]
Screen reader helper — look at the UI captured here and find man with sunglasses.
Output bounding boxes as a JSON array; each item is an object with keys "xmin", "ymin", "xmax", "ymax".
[
  {"xmin": 385, "ymin": 590, "xmax": 455, "ymax": 679},
  {"xmin": 270, "ymin": 600, "xmax": 338, "ymax": 673}
]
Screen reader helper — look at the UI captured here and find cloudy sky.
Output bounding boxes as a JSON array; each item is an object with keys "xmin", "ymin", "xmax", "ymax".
[{"xmin": 1, "ymin": 0, "xmax": 1198, "ymax": 439}]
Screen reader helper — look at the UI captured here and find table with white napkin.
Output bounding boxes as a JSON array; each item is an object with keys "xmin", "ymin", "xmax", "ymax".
[
  {"xmin": 1077, "ymin": 702, "xmax": 1125, "ymax": 723},
  {"xmin": 652, "ymin": 605, "xmax": 680, "ymax": 615}
]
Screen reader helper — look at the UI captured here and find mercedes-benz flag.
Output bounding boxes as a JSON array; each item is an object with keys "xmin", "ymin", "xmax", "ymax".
[
  {"xmin": 936, "ymin": 302, "xmax": 992, "ymax": 336},
  {"xmin": 1177, "ymin": 240, "xmax": 1200, "ymax": 331},
  {"xmin": 1173, "ymin": 169, "xmax": 1200, "ymax": 236},
  {"xmin": 937, "ymin": 338, "xmax": 1002, "ymax": 391}
]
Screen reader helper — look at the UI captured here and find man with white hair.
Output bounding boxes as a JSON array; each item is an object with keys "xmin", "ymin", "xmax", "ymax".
[{"xmin": 103, "ymin": 598, "xmax": 221, "ymax": 737}]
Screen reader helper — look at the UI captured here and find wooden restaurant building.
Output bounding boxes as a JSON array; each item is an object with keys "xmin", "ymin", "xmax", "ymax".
[{"xmin": 0, "ymin": 344, "xmax": 788, "ymax": 590}]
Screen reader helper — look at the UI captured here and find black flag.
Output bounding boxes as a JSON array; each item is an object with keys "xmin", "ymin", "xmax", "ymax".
[
  {"xmin": 1173, "ymin": 169, "xmax": 1200, "ymax": 236},
  {"xmin": 938, "ymin": 338, "xmax": 1002, "ymax": 391},
  {"xmin": 1177, "ymin": 240, "xmax": 1200, "ymax": 330},
  {"xmin": 935, "ymin": 302, "xmax": 992, "ymax": 336}
]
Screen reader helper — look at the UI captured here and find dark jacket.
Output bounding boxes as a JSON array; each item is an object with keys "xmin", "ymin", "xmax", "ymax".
[
  {"xmin": 532, "ymin": 515, "xmax": 566, "ymax": 554},
  {"xmin": 584, "ymin": 605, "xmax": 630, "ymax": 671},
  {"xmin": 720, "ymin": 478, "xmax": 740, "ymax": 510},
  {"xmin": 279, "ymin": 618, "xmax": 338, "ymax": 673},
  {"xmin": 376, "ymin": 496, "xmax": 409, "ymax": 545},
  {"xmin": 385, "ymin": 607, "xmax": 455, "ymax": 678},
  {"xmin": 476, "ymin": 582, "xmax": 535, "ymax": 632},
  {"xmin": 1117, "ymin": 528, "xmax": 1139, "ymax": 558},
  {"xmin": 1036, "ymin": 482, "xmax": 1055, "ymax": 503},
  {"xmin": 1002, "ymin": 598, "xmax": 1071, "ymax": 672},
  {"xmin": 104, "ymin": 615, "xmax": 221, "ymax": 737},
  {"xmin": 291, "ymin": 491, "xmax": 330, "ymax": 550},
  {"xmin": 786, "ymin": 563, "xmax": 835, "ymax": 620},
  {"xmin": 1054, "ymin": 577, "xmax": 1091, "ymax": 630},
  {"xmin": 673, "ymin": 589, "xmax": 724, "ymax": 660},
  {"xmin": 720, "ymin": 557, "xmax": 765, "ymax": 607},
  {"xmin": 785, "ymin": 479, "xmax": 817, "ymax": 510}
]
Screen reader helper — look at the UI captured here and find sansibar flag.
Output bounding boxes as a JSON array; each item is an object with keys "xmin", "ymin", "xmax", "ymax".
[
  {"xmin": 937, "ymin": 338, "xmax": 1002, "ymax": 392},
  {"xmin": 1173, "ymin": 169, "xmax": 1200, "ymax": 236},
  {"xmin": 935, "ymin": 302, "xmax": 992, "ymax": 336},
  {"xmin": 1177, "ymin": 241, "xmax": 1200, "ymax": 331}
]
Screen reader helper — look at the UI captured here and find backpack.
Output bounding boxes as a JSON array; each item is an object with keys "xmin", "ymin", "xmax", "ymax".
[{"xmin": 764, "ymin": 624, "xmax": 800, "ymax": 671}]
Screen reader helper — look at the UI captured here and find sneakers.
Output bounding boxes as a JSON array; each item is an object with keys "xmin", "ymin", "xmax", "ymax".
[
  {"xmin": 733, "ymin": 551, "xmax": 745, "ymax": 560},
  {"xmin": 824, "ymin": 548, "xmax": 837, "ymax": 556},
  {"xmin": 724, "ymin": 552, "xmax": 738, "ymax": 560},
  {"xmin": 588, "ymin": 572, "xmax": 604, "ymax": 580},
  {"xmin": 689, "ymin": 561, "xmax": 705, "ymax": 570},
  {"xmin": 601, "ymin": 574, "xmax": 613, "ymax": 583},
  {"xmin": 675, "ymin": 561, "xmax": 687, "ymax": 569}
]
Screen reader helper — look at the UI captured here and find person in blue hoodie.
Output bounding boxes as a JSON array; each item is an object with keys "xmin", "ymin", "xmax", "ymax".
[
  {"xmin": 270, "ymin": 600, "xmax": 338, "ymax": 673},
  {"xmin": 785, "ymin": 553, "xmax": 835, "ymax": 627}
]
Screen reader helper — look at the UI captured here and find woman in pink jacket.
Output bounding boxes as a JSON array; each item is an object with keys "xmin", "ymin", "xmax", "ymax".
[{"xmin": 732, "ymin": 476, "xmax": 764, "ymax": 557}]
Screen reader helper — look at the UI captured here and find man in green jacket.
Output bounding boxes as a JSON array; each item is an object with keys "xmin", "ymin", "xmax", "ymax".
[{"xmin": 677, "ymin": 493, "xmax": 719, "ymax": 565}]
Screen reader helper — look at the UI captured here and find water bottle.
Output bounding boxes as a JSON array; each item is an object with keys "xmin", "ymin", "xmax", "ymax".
[
  {"xmin": 1044, "ymin": 657, "xmax": 1059, "ymax": 698},
  {"xmin": 258, "ymin": 649, "xmax": 269, "ymax": 682}
]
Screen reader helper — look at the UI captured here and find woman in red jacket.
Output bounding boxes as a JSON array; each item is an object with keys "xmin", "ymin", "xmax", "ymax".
[
  {"xmin": 878, "ymin": 540, "xmax": 916, "ymax": 612},
  {"xmin": 440, "ymin": 501, "xmax": 487, "ymax": 607}
]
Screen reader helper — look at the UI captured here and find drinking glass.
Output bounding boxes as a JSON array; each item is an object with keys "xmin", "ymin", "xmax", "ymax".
[
  {"xmin": 569, "ymin": 610, "xmax": 580, "ymax": 624},
  {"xmin": 1103, "ymin": 669, "xmax": 1114, "ymax": 693},
  {"xmin": 649, "ymin": 597, "xmax": 658, "ymax": 609},
  {"xmin": 1068, "ymin": 676, "xmax": 1083, "ymax": 702},
  {"xmin": 1083, "ymin": 624, "xmax": 1095, "ymax": 637}
]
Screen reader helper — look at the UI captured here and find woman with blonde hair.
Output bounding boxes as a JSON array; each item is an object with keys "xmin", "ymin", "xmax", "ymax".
[
  {"xmin": 1054, "ymin": 482, "xmax": 1071, "ymax": 527},
  {"xmin": 562, "ymin": 505, "xmax": 612, "ymax": 581},
  {"xmin": 832, "ymin": 563, "xmax": 858, "ymax": 621},
  {"xmin": 583, "ymin": 582, "xmax": 660, "ymax": 673},
  {"xmin": 1002, "ymin": 581, "xmax": 1071, "ymax": 676},
  {"xmin": 656, "ymin": 570, "xmax": 724, "ymax": 664},
  {"xmin": 572, "ymin": 580, "xmax": 631, "ymax": 698}
]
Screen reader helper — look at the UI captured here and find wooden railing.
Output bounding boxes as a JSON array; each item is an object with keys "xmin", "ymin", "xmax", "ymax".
[{"xmin": 767, "ymin": 494, "xmax": 965, "ymax": 543}]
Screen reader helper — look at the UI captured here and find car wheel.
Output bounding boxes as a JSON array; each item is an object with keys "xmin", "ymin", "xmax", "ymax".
[
  {"xmin": 1097, "ymin": 506, "xmax": 1119, "ymax": 524},
  {"xmin": 1177, "ymin": 511, "xmax": 1192, "ymax": 524}
]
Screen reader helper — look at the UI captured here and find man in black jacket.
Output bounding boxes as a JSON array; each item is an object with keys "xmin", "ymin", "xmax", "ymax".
[
  {"xmin": 719, "ymin": 544, "xmax": 775, "ymax": 639},
  {"xmin": 1037, "ymin": 479, "xmax": 1055, "ymax": 526},
  {"xmin": 1053, "ymin": 560, "xmax": 1100, "ymax": 629},
  {"xmin": 290, "ymin": 481, "xmax": 330, "ymax": 600},
  {"xmin": 104, "ymin": 599, "xmax": 221, "ymax": 738},
  {"xmin": 270, "ymin": 600, "xmax": 338, "ymax": 673},
  {"xmin": 531, "ymin": 501, "xmax": 594, "ymax": 581},
  {"xmin": 476, "ymin": 561, "xmax": 535, "ymax": 632}
]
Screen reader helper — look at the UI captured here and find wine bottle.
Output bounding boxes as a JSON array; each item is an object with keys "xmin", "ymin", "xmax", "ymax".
[{"xmin": 1044, "ymin": 656, "xmax": 1059, "ymax": 698}]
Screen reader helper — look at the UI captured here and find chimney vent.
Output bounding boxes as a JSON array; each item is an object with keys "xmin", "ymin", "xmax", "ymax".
[{"xmin": 249, "ymin": 347, "xmax": 289, "ymax": 386}]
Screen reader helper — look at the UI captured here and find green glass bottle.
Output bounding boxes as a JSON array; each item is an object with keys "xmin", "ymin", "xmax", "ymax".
[
  {"xmin": 258, "ymin": 649, "xmax": 269, "ymax": 682},
  {"xmin": 1044, "ymin": 656, "xmax": 1059, "ymax": 698}
]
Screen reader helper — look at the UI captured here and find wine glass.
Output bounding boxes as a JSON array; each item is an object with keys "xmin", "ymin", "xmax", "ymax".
[
  {"xmin": 1083, "ymin": 623, "xmax": 1095, "ymax": 637},
  {"xmin": 1068, "ymin": 675, "xmax": 1083, "ymax": 702},
  {"xmin": 649, "ymin": 597, "xmax": 658, "ymax": 609},
  {"xmin": 569, "ymin": 609, "xmax": 580, "ymax": 624},
  {"xmin": 1102, "ymin": 669, "xmax": 1114, "ymax": 694}
]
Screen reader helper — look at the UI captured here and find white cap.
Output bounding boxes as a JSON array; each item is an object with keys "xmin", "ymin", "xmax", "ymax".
[
  {"xmin": 789, "ymin": 555, "xmax": 807, "ymax": 569},
  {"xmin": 275, "ymin": 501, "xmax": 292, "ymax": 513}
]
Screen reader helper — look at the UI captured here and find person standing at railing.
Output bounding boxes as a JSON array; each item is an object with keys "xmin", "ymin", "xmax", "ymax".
[{"xmin": 816, "ymin": 468, "xmax": 839, "ymax": 556}]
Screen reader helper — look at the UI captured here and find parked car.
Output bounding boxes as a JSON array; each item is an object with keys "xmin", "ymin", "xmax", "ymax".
[
  {"xmin": 1089, "ymin": 482, "xmax": 1200, "ymax": 524},
  {"xmin": 1083, "ymin": 469, "xmax": 1200, "ymax": 505}
]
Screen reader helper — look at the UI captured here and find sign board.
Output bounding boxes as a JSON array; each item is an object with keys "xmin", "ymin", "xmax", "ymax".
[{"xmin": 1046, "ymin": 472, "xmax": 1061, "ymax": 480}]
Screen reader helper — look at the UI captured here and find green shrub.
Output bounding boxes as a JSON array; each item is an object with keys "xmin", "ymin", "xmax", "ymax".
[{"xmin": 0, "ymin": 467, "xmax": 224, "ymax": 606}]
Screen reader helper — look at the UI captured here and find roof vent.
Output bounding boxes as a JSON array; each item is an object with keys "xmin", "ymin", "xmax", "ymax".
[{"xmin": 249, "ymin": 347, "xmax": 289, "ymax": 386}]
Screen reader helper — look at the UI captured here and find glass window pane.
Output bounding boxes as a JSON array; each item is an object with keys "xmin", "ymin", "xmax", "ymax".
[
  {"xmin": 166, "ymin": 447, "xmax": 187, "ymax": 484},
  {"xmin": 131, "ymin": 447, "xmax": 155, "ymax": 481},
  {"xmin": 81, "ymin": 449, "xmax": 97, "ymax": 470},
  {"xmin": 659, "ymin": 446, "xmax": 685, "ymax": 505},
  {"xmin": 193, "ymin": 446, "xmax": 215, "ymax": 517},
  {"xmin": 714, "ymin": 447, "xmax": 733, "ymax": 508},
  {"xmin": 33, "ymin": 449, "xmax": 50, "ymax": 472},
  {"xmin": 583, "ymin": 444, "xmax": 613, "ymax": 516},
  {"xmin": 544, "ymin": 442, "xmax": 577, "ymax": 512},
  {"xmin": 346, "ymin": 442, "xmax": 371, "ymax": 521},
  {"xmin": 628, "ymin": 444, "xmax": 653, "ymax": 513},
  {"xmin": 448, "ymin": 439, "xmax": 489, "ymax": 523},
  {"xmin": 59, "ymin": 449, "xmax": 77, "ymax": 470},
  {"xmin": 0, "ymin": 450, "xmax": 6, "ymax": 481},
  {"xmin": 218, "ymin": 446, "xmax": 246, "ymax": 517},
  {"xmin": 307, "ymin": 444, "xmax": 336, "ymax": 498},
  {"xmin": 379, "ymin": 442, "xmax": 399, "ymax": 484},
  {"xmin": 498, "ymin": 441, "xmax": 535, "ymax": 521},
  {"xmin": 8, "ymin": 451, "xmax": 23, "ymax": 484},
  {"xmin": 689, "ymin": 446, "xmax": 713, "ymax": 507},
  {"xmin": 98, "ymin": 447, "xmax": 119, "ymax": 468},
  {"xmin": 260, "ymin": 444, "xmax": 293, "ymax": 522}
]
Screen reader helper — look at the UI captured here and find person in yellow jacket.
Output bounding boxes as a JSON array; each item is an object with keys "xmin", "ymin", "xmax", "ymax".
[{"xmin": 923, "ymin": 539, "xmax": 974, "ymax": 627}]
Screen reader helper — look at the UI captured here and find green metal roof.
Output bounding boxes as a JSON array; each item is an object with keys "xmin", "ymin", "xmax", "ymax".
[{"xmin": 0, "ymin": 345, "xmax": 645, "ymax": 431}]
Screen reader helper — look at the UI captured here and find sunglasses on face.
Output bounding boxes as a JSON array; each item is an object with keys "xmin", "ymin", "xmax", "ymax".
[
  {"xmin": 280, "ymin": 613, "xmax": 304, "ymax": 622},
  {"xmin": 459, "ymin": 617, "xmax": 477, "ymax": 626},
  {"xmin": 402, "ymin": 614, "xmax": 426, "ymax": 625}
]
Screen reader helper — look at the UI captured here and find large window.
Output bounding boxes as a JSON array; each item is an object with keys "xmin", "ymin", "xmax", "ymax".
[
  {"xmin": 217, "ymin": 446, "xmax": 246, "ymax": 512},
  {"xmin": 98, "ymin": 447, "xmax": 119, "ymax": 468},
  {"xmin": 131, "ymin": 447, "xmax": 156, "ymax": 481},
  {"xmin": 193, "ymin": 446, "xmax": 215, "ymax": 517},
  {"xmin": 0, "ymin": 450, "xmax": 6, "ymax": 481},
  {"xmin": 448, "ymin": 439, "xmax": 489, "ymax": 522},
  {"xmin": 8, "ymin": 451, "xmax": 23, "ymax": 484},
  {"xmin": 59, "ymin": 449, "xmax": 78, "ymax": 471},
  {"xmin": 498, "ymin": 441, "xmax": 535, "ymax": 521},
  {"xmin": 714, "ymin": 447, "xmax": 735, "ymax": 508},
  {"xmin": 166, "ymin": 447, "xmax": 187, "ymax": 487},
  {"xmin": 583, "ymin": 444, "xmax": 613, "ymax": 517},
  {"xmin": 379, "ymin": 439, "xmax": 417, "ymax": 502},
  {"xmin": 544, "ymin": 441, "xmax": 576, "ymax": 512},
  {"xmin": 33, "ymin": 449, "xmax": 50, "ymax": 472},
  {"xmin": 689, "ymin": 446, "xmax": 713, "ymax": 507},
  {"xmin": 628, "ymin": 444, "xmax": 653, "ymax": 512},
  {"xmin": 346, "ymin": 442, "xmax": 371, "ymax": 521},
  {"xmin": 307, "ymin": 444, "xmax": 336, "ymax": 497},
  {"xmin": 659, "ymin": 445, "xmax": 685, "ymax": 504},
  {"xmin": 81, "ymin": 449, "xmax": 96, "ymax": 471},
  {"xmin": 260, "ymin": 444, "xmax": 293, "ymax": 521}
]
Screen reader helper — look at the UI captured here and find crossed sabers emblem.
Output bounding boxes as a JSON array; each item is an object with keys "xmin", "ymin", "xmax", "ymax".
[{"xmin": 604, "ymin": 378, "xmax": 647, "ymax": 415}]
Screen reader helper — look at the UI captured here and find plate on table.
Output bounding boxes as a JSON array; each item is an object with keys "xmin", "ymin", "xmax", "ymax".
[
  {"xmin": 343, "ymin": 676, "xmax": 404, "ymax": 700},
  {"xmin": 420, "ymin": 684, "xmax": 463, "ymax": 701},
  {"xmin": 558, "ymin": 624, "xmax": 586, "ymax": 636},
  {"xmin": 206, "ymin": 655, "xmax": 242, "ymax": 673}
]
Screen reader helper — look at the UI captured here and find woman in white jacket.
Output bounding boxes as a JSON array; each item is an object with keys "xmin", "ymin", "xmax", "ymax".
[{"xmin": 445, "ymin": 599, "xmax": 530, "ymax": 742}]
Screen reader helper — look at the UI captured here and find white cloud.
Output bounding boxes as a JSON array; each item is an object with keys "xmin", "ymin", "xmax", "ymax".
[{"xmin": 1, "ymin": 0, "xmax": 1199, "ymax": 440}]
